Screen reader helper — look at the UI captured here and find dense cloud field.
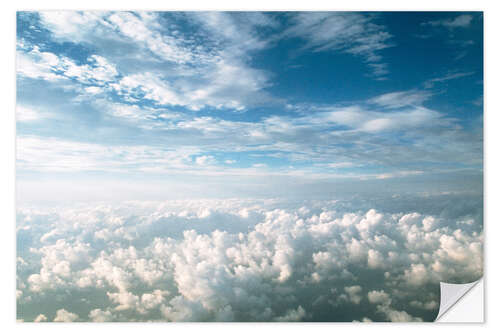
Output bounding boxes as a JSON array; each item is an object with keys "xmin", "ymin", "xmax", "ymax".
[{"xmin": 16, "ymin": 194, "xmax": 482, "ymax": 322}]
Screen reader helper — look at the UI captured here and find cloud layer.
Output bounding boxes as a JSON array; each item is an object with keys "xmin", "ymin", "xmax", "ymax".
[{"xmin": 17, "ymin": 197, "xmax": 482, "ymax": 322}]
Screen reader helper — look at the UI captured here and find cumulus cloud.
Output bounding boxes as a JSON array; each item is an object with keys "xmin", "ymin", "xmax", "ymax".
[
  {"xmin": 344, "ymin": 285, "xmax": 363, "ymax": 304},
  {"xmin": 367, "ymin": 290, "xmax": 391, "ymax": 305},
  {"xmin": 34, "ymin": 314, "xmax": 47, "ymax": 322},
  {"xmin": 53, "ymin": 309, "xmax": 79, "ymax": 322},
  {"xmin": 274, "ymin": 306, "xmax": 306, "ymax": 321},
  {"xmin": 88, "ymin": 309, "xmax": 113, "ymax": 322},
  {"xmin": 16, "ymin": 198, "xmax": 482, "ymax": 322}
]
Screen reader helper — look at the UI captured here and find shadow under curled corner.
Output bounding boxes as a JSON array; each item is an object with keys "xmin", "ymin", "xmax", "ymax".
[{"xmin": 435, "ymin": 278, "xmax": 483, "ymax": 322}]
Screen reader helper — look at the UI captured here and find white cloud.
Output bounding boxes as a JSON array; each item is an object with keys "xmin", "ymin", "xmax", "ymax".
[
  {"xmin": 369, "ymin": 90, "xmax": 431, "ymax": 109},
  {"xmin": 410, "ymin": 300, "xmax": 438, "ymax": 310},
  {"xmin": 367, "ymin": 249, "xmax": 385, "ymax": 269},
  {"xmin": 16, "ymin": 105, "xmax": 47, "ymax": 122},
  {"xmin": 141, "ymin": 290, "xmax": 169, "ymax": 310},
  {"xmin": 111, "ymin": 72, "xmax": 185, "ymax": 107},
  {"xmin": 107, "ymin": 291, "xmax": 141, "ymax": 311},
  {"xmin": 107, "ymin": 12, "xmax": 196, "ymax": 64},
  {"xmin": 376, "ymin": 170, "xmax": 424, "ymax": 180},
  {"xmin": 423, "ymin": 15, "xmax": 473, "ymax": 29},
  {"xmin": 274, "ymin": 306, "xmax": 306, "ymax": 321},
  {"xmin": 16, "ymin": 136, "xmax": 199, "ymax": 173},
  {"xmin": 195, "ymin": 155, "xmax": 216, "ymax": 166},
  {"xmin": 344, "ymin": 285, "xmax": 363, "ymax": 304},
  {"xmin": 424, "ymin": 71, "xmax": 475, "ymax": 89},
  {"xmin": 38, "ymin": 11, "xmax": 107, "ymax": 42},
  {"xmin": 16, "ymin": 46, "xmax": 65, "ymax": 82},
  {"xmin": 34, "ymin": 314, "xmax": 48, "ymax": 322},
  {"xmin": 189, "ymin": 12, "xmax": 277, "ymax": 52},
  {"xmin": 54, "ymin": 309, "xmax": 79, "ymax": 322},
  {"xmin": 88, "ymin": 309, "xmax": 114, "ymax": 322},
  {"xmin": 17, "ymin": 42, "xmax": 119, "ymax": 87},
  {"xmin": 367, "ymin": 290, "xmax": 391, "ymax": 305},
  {"xmin": 104, "ymin": 58, "xmax": 271, "ymax": 112},
  {"xmin": 63, "ymin": 55, "xmax": 118, "ymax": 84},
  {"xmin": 84, "ymin": 86, "xmax": 104, "ymax": 94},
  {"xmin": 327, "ymin": 162, "xmax": 355, "ymax": 169},
  {"xmin": 280, "ymin": 104, "xmax": 446, "ymax": 136},
  {"xmin": 377, "ymin": 305, "xmax": 422, "ymax": 322}
]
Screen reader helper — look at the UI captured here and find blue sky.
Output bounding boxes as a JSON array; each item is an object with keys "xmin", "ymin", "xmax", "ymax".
[{"xmin": 16, "ymin": 11, "xmax": 483, "ymax": 202}]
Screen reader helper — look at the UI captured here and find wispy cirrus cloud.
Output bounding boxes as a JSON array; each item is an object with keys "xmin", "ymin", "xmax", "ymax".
[
  {"xmin": 283, "ymin": 12, "xmax": 393, "ymax": 78},
  {"xmin": 423, "ymin": 71, "xmax": 475, "ymax": 89},
  {"xmin": 419, "ymin": 14, "xmax": 480, "ymax": 61},
  {"xmin": 16, "ymin": 135, "xmax": 201, "ymax": 173},
  {"xmin": 368, "ymin": 90, "xmax": 432, "ymax": 109},
  {"xmin": 422, "ymin": 14, "xmax": 474, "ymax": 29}
]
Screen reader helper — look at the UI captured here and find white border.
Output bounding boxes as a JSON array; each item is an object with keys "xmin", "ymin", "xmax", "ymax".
[{"xmin": 2, "ymin": 1, "xmax": 498, "ymax": 332}]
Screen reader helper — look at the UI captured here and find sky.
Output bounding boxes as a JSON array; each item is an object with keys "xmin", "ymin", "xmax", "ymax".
[
  {"xmin": 16, "ymin": 11, "xmax": 483, "ymax": 323},
  {"xmin": 16, "ymin": 11, "xmax": 483, "ymax": 203}
]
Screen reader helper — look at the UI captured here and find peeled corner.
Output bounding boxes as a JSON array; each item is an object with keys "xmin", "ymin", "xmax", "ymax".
[{"xmin": 435, "ymin": 278, "xmax": 483, "ymax": 322}]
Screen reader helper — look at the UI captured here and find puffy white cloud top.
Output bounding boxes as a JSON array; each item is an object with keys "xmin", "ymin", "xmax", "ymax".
[{"xmin": 16, "ymin": 197, "xmax": 482, "ymax": 322}]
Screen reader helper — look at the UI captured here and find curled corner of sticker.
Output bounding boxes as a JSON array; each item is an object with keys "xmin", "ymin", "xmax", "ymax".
[{"xmin": 435, "ymin": 278, "xmax": 483, "ymax": 322}]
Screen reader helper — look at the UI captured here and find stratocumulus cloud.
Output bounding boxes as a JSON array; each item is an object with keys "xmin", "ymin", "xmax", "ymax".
[{"xmin": 16, "ymin": 197, "xmax": 482, "ymax": 322}]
